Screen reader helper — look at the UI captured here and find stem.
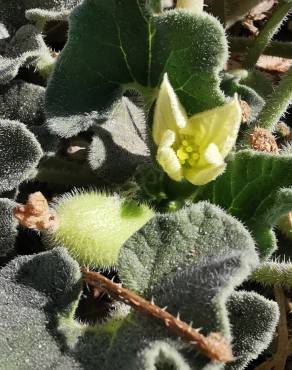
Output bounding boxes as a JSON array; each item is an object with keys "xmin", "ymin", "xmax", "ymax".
[
  {"xmin": 251, "ymin": 262, "xmax": 292, "ymax": 288},
  {"xmin": 255, "ymin": 65, "xmax": 292, "ymax": 130},
  {"xmin": 243, "ymin": 0, "xmax": 292, "ymax": 70},
  {"xmin": 207, "ymin": 0, "xmax": 228, "ymax": 26},
  {"xmin": 147, "ymin": 0, "xmax": 162, "ymax": 13},
  {"xmin": 230, "ymin": 37, "xmax": 292, "ymax": 59},
  {"xmin": 82, "ymin": 269, "xmax": 233, "ymax": 363}
]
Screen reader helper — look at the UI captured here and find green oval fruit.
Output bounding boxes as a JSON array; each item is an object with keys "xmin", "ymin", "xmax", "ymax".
[{"xmin": 47, "ymin": 191, "xmax": 154, "ymax": 267}]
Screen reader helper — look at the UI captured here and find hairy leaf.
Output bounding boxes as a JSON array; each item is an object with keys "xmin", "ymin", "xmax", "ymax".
[
  {"xmin": 0, "ymin": 248, "xmax": 82, "ymax": 369},
  {"xmin": 118, "ymin": 201, "xmax": 257, "ymax": 294},
  {"xmin": 0, "ymin": 80, "xmax": 45, "ymax": 125},
  {"xmin": 104, "ymin": 254, "xmax": 248, "ymax": 370},
  {"xmin": 46, "ymin": 0, "xmax": 227, "ymax": 137},
  {"xmin": 88, "ymin": 96, "xmax": 149, "ymax": 183},
  {"xmin": 0, "ymin": 23, "xmax": 9, "ymax": 39},
  {"xmin": 0, "ymin": 119, "xmax": 43, "ymax": 193},
  {"xmin": 242, "ymin": 70, "xmax": 274, "ymax": 100},
  {"xmin": 221, "ymin": 73, "xmax": 265, "ymax": 123},
  {"xmin": 196, "ymin": 150, "xmax": 292, "ymax": 258},
  {"xmin": 0, "ymin": 206, "xmax": 273, "ymax": 370},
  {"xmin": 226, "ymin": 291, "xmax": 279, "ymax": 370},
  {"xmin": 0, "ymin": 0, "xmax": 81, "ymax": 34},
  {"xmin": 0, "ymin": 198, "xmax": 17, "ymax": 257},
  {"xmin": 0, "ymin": 25, "xmax": 53, "ymax": 84}
]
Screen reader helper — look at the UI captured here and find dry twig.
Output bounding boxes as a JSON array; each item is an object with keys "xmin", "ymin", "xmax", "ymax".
[
  {"xmin": 82, "ymin": 269, "xmax": 233, "ymax": 363},
  {"xmin": 13, "ymin": 192, "xmax": 58, "ymax": 232}
]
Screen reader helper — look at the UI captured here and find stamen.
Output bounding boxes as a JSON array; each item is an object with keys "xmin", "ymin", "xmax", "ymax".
[
  {"xmin": 175, "ymin": 137, "xmax": 200, "ymax": 167},
  {"xmin": 177, "ymin": 148, "xmax": 189, "ymax": 163}
]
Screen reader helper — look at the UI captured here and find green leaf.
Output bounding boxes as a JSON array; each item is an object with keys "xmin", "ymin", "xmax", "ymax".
[
  {"xmin": 241, "ymin": 70, "xmax": 274, "ymax": 100},
  {"xmin": 0, "ymin": 80, "xmax": 45, "ymax": 125},
  {"xmin": 88, "ymin": 96, "xmax": 149, "ymax": 183},
  {"xmin": 220, "ymin": 72, "xmax": 264, "ymax": 123},
  {"xmin": 0, "ymin": 119, "xmax": 42, "ymax": 193},
  {"xmin": 0, "ymin": 248, "xmax": 82, "ymax": 369},
  {"xmin": 118, "ymin": 201, "xmax": 257, "ymax": 294},
  {"xmin": 46, "ymin": 0, "xmax": 228, "ymax": 137},
  {"xmin": 0, "ymin": 208, "xmax": 272, "ymax": 369},
  {"xmin": 196, "ymin": 150, "xmax": 292, "ymax": 258},
  {"xmin": 226, "ymin": 291, "xmax": 279, "ymax": 370},
  {"xmin": 0, "ymin": 23, "xmax": 9, "ymax": 39},
  {"xmin": 107, "ymin": 254, "xmax": 251, "ymax": 370},
  {"xmin": 0, "ymin": 25, "xmax": 53, "ymax": 84},
  {"xmin": 0, "ymin": 0, "xmax": 81, "ymax": 34},
  {"xmin": 0, "ymin": 198, "xmax": 17, "ymax": 257}
]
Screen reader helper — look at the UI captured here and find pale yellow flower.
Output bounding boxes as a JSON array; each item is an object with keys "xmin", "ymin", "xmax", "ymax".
[
  {"xmin": 152, "ymin": 74, "xmax": 241, "ymax": 186},
  {"xmin": 176, "ymin": 0, "xmax": 204, "ymax": 14}
]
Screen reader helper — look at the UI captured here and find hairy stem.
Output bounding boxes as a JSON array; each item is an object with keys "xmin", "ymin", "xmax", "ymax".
[
  {"xmin": 147, "ymin": 0, "xmax": 162, "ymax": 13},
  {"xmin": 230, "ymin": 37, "xmax": 292, "ymax": 59},
  {"xmin": 251, "ymin": 262, "xmax": 292, "ymax": 288},
  {"xmin": 82, "ymin": 269, "xmax": 233, "ymax": 363},
  {"xmin": 243, "ymin": 0, "xmax": 292, "ymax": 70},
  {"xmin": 207, "ymin": 0, "xmax": 228, "ymax": 26},
  {"xmin": 255, "ymin": 65, "xmax": 292, "ymax": 130}
]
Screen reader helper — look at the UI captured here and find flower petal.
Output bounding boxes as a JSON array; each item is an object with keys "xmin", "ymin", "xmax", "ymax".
[
  {"xmin": 176, "ymin": 0, "xmax": 204, "ymax": 14},
  {"xmin": 182, "ymin": 96, "xmax": 241, "ymax": 159},
  {"xmin": 184, "ymin": 163, "xmax": 226, "ymax": 186},
  {"xmin": 153, "ymin": 73, "xmax": 188, "ymax": 145},
  {"xmin": 157, "ymin": 130, "xmax": 183, "ymax": 182},
  {"xmin": 204, "ymin": 143, "xmax": 224, "ymax": 166}
]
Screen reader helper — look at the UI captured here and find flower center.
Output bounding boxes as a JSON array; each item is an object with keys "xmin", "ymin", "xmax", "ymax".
[{"xmin": 176, "ymin": 138, "xmax": 200, "ymax": 167}]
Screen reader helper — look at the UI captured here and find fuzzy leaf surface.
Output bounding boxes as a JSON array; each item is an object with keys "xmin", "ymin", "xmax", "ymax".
[
  {"xmin": 46, "ymin": 0, "xmax": 227, "ymax": 136},
  {"xmin": 0, "ymin": 80, "xmax": 45, "ymax": 125},
  {"xmin": 242, "ymin": 70, "xmax": 274, "ymax": 100},
  {"xmin": 118, "ymin": 201, "xmax": 258, "ymax": 294},
  {"xmin": 221, "ymin": 73, "xmax": 264, "ymax": 123},
  {"xmin": 226, "ymin": 291, "xmax": 279, "ymax": 370},
  {"xmin": 0, "ymin": 205, "xmax": 275, "ymax": 369},
  {"xmin": 196, "ymin": 150, "xmax": 292, "ymax": 258},
  {"xmin": 0, "ymin": 204, "xmax": 265, "ymax": 370},
  {"xmin": 103, "ymin": 254, "xmax": 250, "ymax": 370},
  {"xmin": 88, "ymin": 96, "xmax": 149, "ymax": 183},
  {"xmin": 0, "ymin": 119, "xmax": 42, "ymax": 193},
  {"xmin": 0, "ymin": 0, "xmax": 81, "ymax": 34},
  {"xmin": 0, "ymin": 23, "xmax": 9, "ymax": 39},
  {"xmin": 0, "ymin": 248, "xmax": 82, "ymax": 369},
  {"xmin": 0, "ymin": 25, "xmax": 53, "ymax": 85},
  {"xmin": 0, "ymin": 247, "xmax": 237, "ymax": 370},
  {"xmin": 0, "ymin": 198, "xmax": 17, "ymax": 257}
]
